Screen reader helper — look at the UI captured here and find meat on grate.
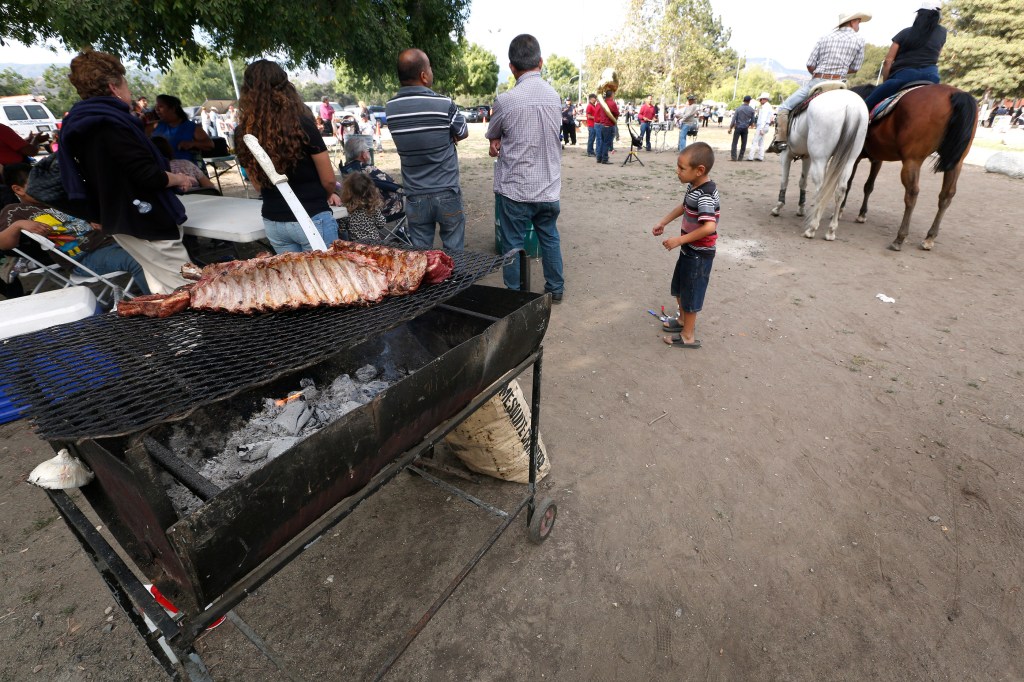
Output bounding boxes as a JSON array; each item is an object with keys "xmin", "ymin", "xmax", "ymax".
[{"xmin": 118, "ymin": 245, "xmax": 454, "ymax": 318}]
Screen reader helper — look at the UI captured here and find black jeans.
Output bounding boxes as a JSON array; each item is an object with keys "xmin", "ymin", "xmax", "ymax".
[
  {"xmin": 731, "ymin": 128, "xmax": 748, "ymax": 160},
  {"xmin": 562, "ymin": 122, "xmax": 576, "ymax": 145}
]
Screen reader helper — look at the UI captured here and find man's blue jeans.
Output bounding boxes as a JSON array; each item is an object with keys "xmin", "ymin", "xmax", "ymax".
[
  {"xmin": 639, "ymin": 121, "xmax": 652, "ymax": 150},
  {"xmin": 406, "ymin": 188, "xmax": 465, "ymax": 251},
  {"xmin": 677, "ymin": 123, "xmax": 695, "ymax": 150},
  {"xmin": 594, "ymin": 123, "xmax": 608, "ymax": 162},
  {"xmin": 586, "ymin": 125, "xmax": 596, "ymax": 155},
  {"xmin": 497, "ymin": 194, "xmax": 564, "ymax": 294}
]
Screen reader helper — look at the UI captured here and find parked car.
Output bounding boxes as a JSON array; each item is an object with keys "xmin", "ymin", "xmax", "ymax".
[
  {"xmin": 459, "ymin": 108, "xmax": 482, "ymax": 123},
  {"xmin": 475, "ymin": 105, "xmax": 491, "ymax": 120},
  {"xmin": 367, "ymin": 105, "xmax": 387, "ymax": 126},
  {"xmin": 0, "ymin": 96, "xmax": 59, "ymax": 138}
]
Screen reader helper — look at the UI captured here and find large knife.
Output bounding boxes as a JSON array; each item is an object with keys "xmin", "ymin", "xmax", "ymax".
[{"xmin": 242, "ymin": 133, "xmax": 328, "ymax": 251}]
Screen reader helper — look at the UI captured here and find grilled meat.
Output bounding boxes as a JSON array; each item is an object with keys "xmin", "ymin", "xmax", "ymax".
[
  {"xmin": 329, "ymin": 240, "xmax": 454, "ymax": 289},
  {"xmin": 117, "ymin": 290, "xmax": 192, "ymax": 318}
]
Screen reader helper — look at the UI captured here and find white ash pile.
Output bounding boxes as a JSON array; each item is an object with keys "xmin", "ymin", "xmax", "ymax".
[{"xmin": 166, "ymin": 364, "xmax": 396, "ymax": 516}]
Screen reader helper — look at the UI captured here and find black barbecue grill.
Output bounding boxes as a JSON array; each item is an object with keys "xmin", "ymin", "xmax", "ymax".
[{"xmin": 2, "ymin": 249, "xmax": 558, "ymax": 681}]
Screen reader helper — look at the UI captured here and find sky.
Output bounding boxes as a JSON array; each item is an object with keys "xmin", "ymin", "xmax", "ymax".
[{"xmin": 1, "ymin": 0, "xmax": 930, "ymax": 73}]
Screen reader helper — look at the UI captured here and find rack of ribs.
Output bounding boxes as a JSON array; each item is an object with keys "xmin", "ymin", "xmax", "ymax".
[{"xmin": 117, "ymin": 245, "xmax": 453, "ymax": 318}]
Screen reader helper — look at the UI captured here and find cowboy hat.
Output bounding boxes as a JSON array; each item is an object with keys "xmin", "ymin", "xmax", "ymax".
[
  {"xmin": 758, "ymin": 92, "xmax": 771, "ymax": 101},
  {"xmin": 686, "ymin": 93, "xmax": 697, "ymax": 100},
  {"xmin": 919, "ymin": 0, "xmax": 941, "ymax": 10},
  {"xmin": 836, "ymin": 11, "xmax": 871, "ymax": 26}
]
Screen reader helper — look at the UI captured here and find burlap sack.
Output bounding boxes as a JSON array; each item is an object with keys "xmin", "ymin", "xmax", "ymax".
[{"xmin": 445, "ymin": 380, "xmax": 550, "ymax": 482}]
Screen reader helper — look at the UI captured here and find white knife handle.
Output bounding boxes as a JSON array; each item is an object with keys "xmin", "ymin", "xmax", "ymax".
[{"xmin": 242, "ymin": 134, "xmax": 287, "ymax": 185}]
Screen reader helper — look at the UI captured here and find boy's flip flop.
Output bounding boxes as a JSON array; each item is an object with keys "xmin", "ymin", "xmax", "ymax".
[
  {"xmin": 663, "ymin": 334, "xmax": 701, "ymax": 349},
  {"xmin": 662, "ymin": 319, "xmax": 683, "ymax": 333}
]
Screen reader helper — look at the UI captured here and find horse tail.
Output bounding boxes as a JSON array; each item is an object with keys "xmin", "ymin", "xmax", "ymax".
[
  {"xmin": 933, "ymin": 91, "xmax": 977, "ymax": 173},
  {"xmin": 817, "ymin": 99, "xmax": 866, "ymax": 205}
]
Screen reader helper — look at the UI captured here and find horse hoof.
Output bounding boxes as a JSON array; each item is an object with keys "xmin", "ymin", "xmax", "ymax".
[
  {"xmin": 855, "ymin": 215, "xmax": 867, "ymax": 224},
  {"xmin": 771, "ymin": 208, "xmax": 781, "ymax": 217},
  {"xmin": 888, "ymin": 242, "xmax": 903, "ymax": 252},
  {"xmin": 825, "ymin": 233, "xmax": 836, "ymax": 241},
  {"xmin": 803, "ymin": 230, "xmax": 815, "ymax": 239},
  {"xmin": 921, "ymin": 240, "xmax": 934, "ymax": 251},
  {"xmin": 797, "ymin": 208, "xmax": 805, "ymax": 217}
]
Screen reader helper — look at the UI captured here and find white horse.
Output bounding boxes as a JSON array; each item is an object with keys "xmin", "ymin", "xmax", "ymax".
[{"xmin": 770, "ymin": 89, "xmax": 868, "ymax": 241}]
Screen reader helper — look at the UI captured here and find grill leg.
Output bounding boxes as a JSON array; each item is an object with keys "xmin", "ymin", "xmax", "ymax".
[
  {"xmin": 518, "ymin": 249, "xmax": 530, "ymax": 292},
  {"xmin": 527, "ymin": 348, "xmax": 544, "ymax": 524}
]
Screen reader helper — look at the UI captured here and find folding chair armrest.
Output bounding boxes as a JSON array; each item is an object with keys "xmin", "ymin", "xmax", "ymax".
[{"xmin": 22, "ymin": 230, "xmax": 55, "ymax": 251}]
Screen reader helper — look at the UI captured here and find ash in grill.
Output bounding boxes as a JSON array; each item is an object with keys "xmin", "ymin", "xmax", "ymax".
[{"xmin": 165, "ymin": 364, "xmax": 399, "ymax": 515}]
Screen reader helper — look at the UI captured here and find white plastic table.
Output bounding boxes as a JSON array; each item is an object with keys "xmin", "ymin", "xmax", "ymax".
[{"xmin": 180, "ymin": 195, "xmax": 347, "ymax": 243}]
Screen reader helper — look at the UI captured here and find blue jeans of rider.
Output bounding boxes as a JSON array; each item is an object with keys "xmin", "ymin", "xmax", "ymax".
[
  {"xmin": 497, "ymin": 195, "xmax": 564, "ymax": 295},
  {"xmin": 405, "ymin": 188, "xmax": 465, "ymax": 251},
  {"xmin": 864, "ymin": 65, "xmax": 940, "ymax": 111},
  {"xmin": 639, "ymin": 121, "xmax": 652, "ymax": 150}
]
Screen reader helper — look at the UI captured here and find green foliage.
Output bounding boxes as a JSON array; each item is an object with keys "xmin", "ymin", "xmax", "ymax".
[
  {"xmin": 0, "ymin": 68, "xmax": 34, "ymax": 96},
  {"xmin": 333, "ymin": 61, "xmax": 397, "ymax": 106},
  {"xmin": 157, "ymin": 57, "xmax": 245, "ymax": 106},
  {"xmin": 453, "ymin": 43, "xmax": 498, "ymax": 103},
  {"xmin": 848, "ymin": 44, "xmax": 889, "ymax": 87},
  {"xmin": 708, "ymin": 66, "xmax": 797, "ymax": 109},
  {"xmin": 583, "ymin": 0, "xmax": 736, "ymax": 103},
  {"xmin": 0, "ymin": 0, "xmax": 469, "ymax": 80},
  {"xmin": 542, "ymin": 53, "xmax": 579, "ymax": 99},
  {"xmin": 942, "ymin": 0, "xmax": 1024, "ymax": 96}
]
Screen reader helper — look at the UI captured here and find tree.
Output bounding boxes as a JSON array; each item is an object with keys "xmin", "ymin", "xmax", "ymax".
[
  {"xmin": 40, "ymin": 65, "xmax": 155, "ymax": 116},
  {"xmin": 542, "ymin": 54, "xmax": 578, "ymax": 98},
  {"xmin": 0, "ymin": 68, "xmax": 34, "ymax": 96},
  {"xmin": 453, "ymin": 42, "xmax": 499, "ymax": 103},
  {"xmin": 942, "ymin": 0, "xmax": 1024, "ymax": 96},
  {"xmin": 583, "ymin": 0, "xmax": 736, "ymax": 104},
  {"xmin": 707, "ymin": 66, "xmax": 797, "ymax": 109},
  {"xmin": 0, "ymin": 0, "xmax": 469, "ymax": 80},
  {"xmin": 158, "ymin": 57, "xmax": 245, "ymax": 105},
  {"xmin": 847, "ymin": 44, "xmax": 889, "ymax": 87}
]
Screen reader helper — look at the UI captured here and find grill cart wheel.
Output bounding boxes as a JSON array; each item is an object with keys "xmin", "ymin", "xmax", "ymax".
[{"xmin": 528, "ymin": 497, "xmax": 557, "ymax": 544}]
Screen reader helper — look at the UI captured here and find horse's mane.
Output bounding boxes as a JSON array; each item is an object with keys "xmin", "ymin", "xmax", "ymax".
[{"xmin": 848, "ymin": 84, "xmax": 874, "ymax": 101}]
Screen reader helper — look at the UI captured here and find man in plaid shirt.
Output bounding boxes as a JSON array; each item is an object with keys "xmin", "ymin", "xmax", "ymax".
[
  {"xmin": 769, "ymin": 10, "xmax": 871, "ymax": 153},
  {"xmin": 486, "ymin": 34, "xmax": 565, "ymax": 301}
]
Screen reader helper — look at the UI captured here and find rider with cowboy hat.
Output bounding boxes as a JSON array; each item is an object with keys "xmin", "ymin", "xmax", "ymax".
[{"xmin": 769, "ymin": 10, "xmax": 871, "ymax": 153}]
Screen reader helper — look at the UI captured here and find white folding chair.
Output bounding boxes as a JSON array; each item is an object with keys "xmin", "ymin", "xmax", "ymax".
[{"xmin": 19, "ymin": 231, "xmax": 139, "ymax": 308}]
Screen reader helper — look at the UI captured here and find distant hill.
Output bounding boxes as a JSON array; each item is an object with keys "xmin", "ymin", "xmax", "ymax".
[
  {"xmin": 746, "ymin": 57, "xmax": 809, "ymax": 83},
  {"xmin": 0, "ymin": 63, "xmax": 57, "ymax": 78}
]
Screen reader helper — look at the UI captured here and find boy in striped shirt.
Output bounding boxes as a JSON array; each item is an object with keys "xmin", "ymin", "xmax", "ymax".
[{"xmin": 651, "ymin": 142, "xmax": 720, "ymax": 349}]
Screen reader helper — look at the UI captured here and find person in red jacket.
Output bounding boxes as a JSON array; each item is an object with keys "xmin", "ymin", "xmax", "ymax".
[
  {"xmin": 638, "ymin": 95, "xmax": 656, "ymax": 151},
  {"xmin": 584, "ymin": 93, "xmax": 599, "ymax": 157},
  {"xmin": 593, "ymin": 89, "xmax": 618, "ymax": 165}
]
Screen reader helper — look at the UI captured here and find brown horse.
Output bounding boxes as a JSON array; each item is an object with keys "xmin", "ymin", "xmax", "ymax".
[{"xmin": 847, "ymin": 84, "xmax": 978, "ymax": 251}]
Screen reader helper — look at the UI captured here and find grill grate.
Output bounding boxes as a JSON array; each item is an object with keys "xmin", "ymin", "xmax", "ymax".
[{"xmin": 0, "ymin": 249, "xmax": 509, "ymax": 440}]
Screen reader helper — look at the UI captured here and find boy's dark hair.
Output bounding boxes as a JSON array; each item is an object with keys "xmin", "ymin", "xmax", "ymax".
[
  {"xmin": 680, "ymin": 142, "xmax": 714, "ymax": 173},
  {"xmin": 2, "ymin": 162, "xmax": 31, "ymax": 189},
  {"xmin": 509, "ymin": 34, "xmax": 542, "ymax": 71}
]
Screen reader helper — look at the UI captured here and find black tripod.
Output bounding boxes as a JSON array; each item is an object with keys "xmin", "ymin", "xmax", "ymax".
[{"xmin": 622, "ymin": 121, "xmax": 645, "ymax": 167}]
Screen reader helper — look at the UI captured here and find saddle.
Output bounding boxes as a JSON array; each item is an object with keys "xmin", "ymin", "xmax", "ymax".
[
  {"xmin": 791, "ymin": 81, "xmax": 848, "ymax": 121},
  {"xmin": 868, "ymin": 82, "xmax": 935, "ymax": 122}
]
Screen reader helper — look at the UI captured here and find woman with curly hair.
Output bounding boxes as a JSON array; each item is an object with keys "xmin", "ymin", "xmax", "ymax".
[
  {"xmin": 235, "ymin": 60, "xmax": 341, "ymax": 253},
  {"xmin": 57, "ymin": 49, "xmax": 194, "ymax": 294}
]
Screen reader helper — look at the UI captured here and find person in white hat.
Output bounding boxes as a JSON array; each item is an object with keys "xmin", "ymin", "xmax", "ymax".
[
  {"xmin": 769, "ymin": 10, "xmax": 871, "ymax": 153},
  {"xmin": 863, "ymin": 1, "xmax": 946, "ymax": 111},
  {"xmin": 747, "ymin": 92, "xmax": 774, "ymax": 161}
]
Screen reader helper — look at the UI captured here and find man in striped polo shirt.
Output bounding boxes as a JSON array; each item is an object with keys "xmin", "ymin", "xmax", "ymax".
[{"xmin": 385, "ymin": 49, "xmax": 469, "ymax": 250}]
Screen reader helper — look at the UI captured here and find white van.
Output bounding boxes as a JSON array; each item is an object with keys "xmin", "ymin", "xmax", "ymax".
[{"xmin": 0, "ymin": 97, "xmax": 60, "ymax": 138}]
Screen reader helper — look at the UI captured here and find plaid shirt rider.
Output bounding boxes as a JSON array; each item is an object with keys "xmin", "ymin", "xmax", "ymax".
[{"xmin": 806, "ymin": 27, "xmax": 866, "ymax": 78}]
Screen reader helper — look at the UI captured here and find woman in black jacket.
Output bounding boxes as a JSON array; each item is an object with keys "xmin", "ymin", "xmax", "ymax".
[{"xmin": 58, "ymin": 49, "xmax": 194, "ymax": 294}]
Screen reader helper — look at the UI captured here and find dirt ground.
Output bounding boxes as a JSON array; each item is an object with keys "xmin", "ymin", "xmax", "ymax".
[{"xmin": 1, "ymin": 121, "xmax": 1022, "ymax": 681}]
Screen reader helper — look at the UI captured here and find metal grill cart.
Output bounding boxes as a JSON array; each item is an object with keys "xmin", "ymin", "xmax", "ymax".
[{"xmin": 1, "ymin": 250, "xmax": 558, "ymax": 681}]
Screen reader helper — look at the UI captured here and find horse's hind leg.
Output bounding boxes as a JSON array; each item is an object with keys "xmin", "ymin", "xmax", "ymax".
[
  {"xmin": 803, "ymin": 157, "xmax": 826, "ymax": 238},
  {"xmin": 797, "ymin": 158, "xmax": 809, "ymax": 218},
  {"xmin": 771, "ymin": 151, "xmax": 792, "ymax": 217},
  {"xmin": 922, "ymin": 163, "xmax": 962, "ymax": 250},
  {"xmin": 890, "ymin": 159, "xmax": 922, "ymax": 251},
  {"xmin": 856, "ymin": 160, "xmax": 883, "ymax": 224}
]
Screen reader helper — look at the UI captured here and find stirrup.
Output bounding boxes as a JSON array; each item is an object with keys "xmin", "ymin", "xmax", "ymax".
[{"xmin": 768, "ymin": 141, "xmax": 787, "ymax": 154}]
